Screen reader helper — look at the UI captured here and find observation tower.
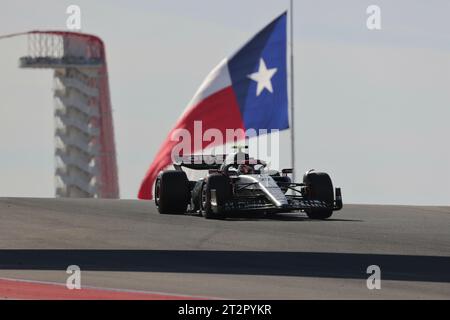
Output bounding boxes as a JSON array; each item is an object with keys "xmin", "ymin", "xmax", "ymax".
[{"xmin": 16, "ymin": 31, "xmax": 119, "ymax": 198}]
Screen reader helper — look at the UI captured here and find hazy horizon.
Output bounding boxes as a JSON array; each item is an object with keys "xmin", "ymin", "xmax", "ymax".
[{"xmin": 1, "ymin": 0, "xmax": 449, "ymax": 205}]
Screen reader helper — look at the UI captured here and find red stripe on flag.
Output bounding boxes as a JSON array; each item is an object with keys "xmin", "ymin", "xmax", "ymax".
[{"xmin": 138, "ymin": 86, "xmax": 244, "ymax": 200}]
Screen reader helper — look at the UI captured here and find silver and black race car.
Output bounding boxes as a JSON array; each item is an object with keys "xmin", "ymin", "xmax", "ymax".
[{"xmin": 154, "ymin": 150, "xmax": 342, "ymax": 219}]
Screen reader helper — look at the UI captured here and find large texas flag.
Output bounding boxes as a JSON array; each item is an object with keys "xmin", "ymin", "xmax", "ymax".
[{"xmin": 138, "ymin": 12, "xmax": 288, "ymax": 199}]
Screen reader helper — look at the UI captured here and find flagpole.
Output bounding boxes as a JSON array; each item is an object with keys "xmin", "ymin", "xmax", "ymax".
[{"xmin": 289, "ymin": 0, "xmax": 296, "ymax": 181}]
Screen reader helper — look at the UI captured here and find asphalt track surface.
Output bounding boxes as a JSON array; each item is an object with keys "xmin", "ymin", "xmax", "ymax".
[{"xmin": 0, "ymin": 197, "xmax": 449, "ymax": 299}]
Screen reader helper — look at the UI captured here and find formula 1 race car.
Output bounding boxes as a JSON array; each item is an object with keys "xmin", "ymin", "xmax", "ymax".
[{"xmin": 154, "ymin": 150, "xmax": 343, "ymax": 219}]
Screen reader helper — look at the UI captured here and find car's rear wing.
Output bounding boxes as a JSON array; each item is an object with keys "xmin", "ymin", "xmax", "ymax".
[{"xmin": 173, "ymin": 154, "xmax": 227, "ymax": 170}]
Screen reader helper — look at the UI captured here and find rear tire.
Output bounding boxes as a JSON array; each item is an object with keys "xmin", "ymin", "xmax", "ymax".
[
  {"xmin": 303, "ymin": 171, "xmax": 334, "ymax": 220},
  {"xmin": 200, "ymin": 174, "xmax": 231, "ymax": 219},
  {"xmin": 155, "ymin": 170, "xmax": 189, "ymax": 214}
]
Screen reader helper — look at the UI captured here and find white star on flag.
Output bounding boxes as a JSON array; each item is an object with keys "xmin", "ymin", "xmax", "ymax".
[{"xmin": 247, "ymin": 58, "xmax": 278, "ymax": 96}]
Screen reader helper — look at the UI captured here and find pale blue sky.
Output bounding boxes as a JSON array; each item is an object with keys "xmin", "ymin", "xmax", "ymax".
[{"xmin": 0, "ymin": 0, "xmax": 449, "ymax": 204}]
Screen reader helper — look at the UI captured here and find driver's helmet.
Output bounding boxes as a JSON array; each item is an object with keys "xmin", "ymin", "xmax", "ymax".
[{"xmin": 238, "ymin": 164, "xmax": 254, "ymax": 174}]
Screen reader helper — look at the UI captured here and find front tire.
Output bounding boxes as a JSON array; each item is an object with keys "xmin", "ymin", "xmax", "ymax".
[
  {"xmin": 155, "ymin": 170, "xmax": 189, "ymax": 214},
  {"xmin": 200, "ymin": 174, "xmax": 231, "ymax": 219},
  {"xmin": 303, "ymin": 171, "xmax": 334, "ymax": 220}
]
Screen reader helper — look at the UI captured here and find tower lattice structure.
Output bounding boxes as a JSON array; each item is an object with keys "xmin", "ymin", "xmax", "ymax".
[{"xmin": 18, "ymin": 31, "xmax": 119, "ymax": 198}]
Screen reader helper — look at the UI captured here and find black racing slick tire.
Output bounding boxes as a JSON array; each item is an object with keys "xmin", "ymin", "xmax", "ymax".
[
  {"xmin": 200, "ymin": 174, "xmax": 231, "ymax": 219},
  {"xmin": 155, "ymin": 170, "xmax": 189, "ymax": 215},
  {"xmin": 303, "ymin": 171, "xmax": 334, "ymax": 220}
]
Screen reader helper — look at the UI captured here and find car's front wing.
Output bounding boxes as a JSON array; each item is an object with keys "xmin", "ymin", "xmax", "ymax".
[{"xmin": 211, "ymin": 188, "xmax": 343, "ymax": 213}]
